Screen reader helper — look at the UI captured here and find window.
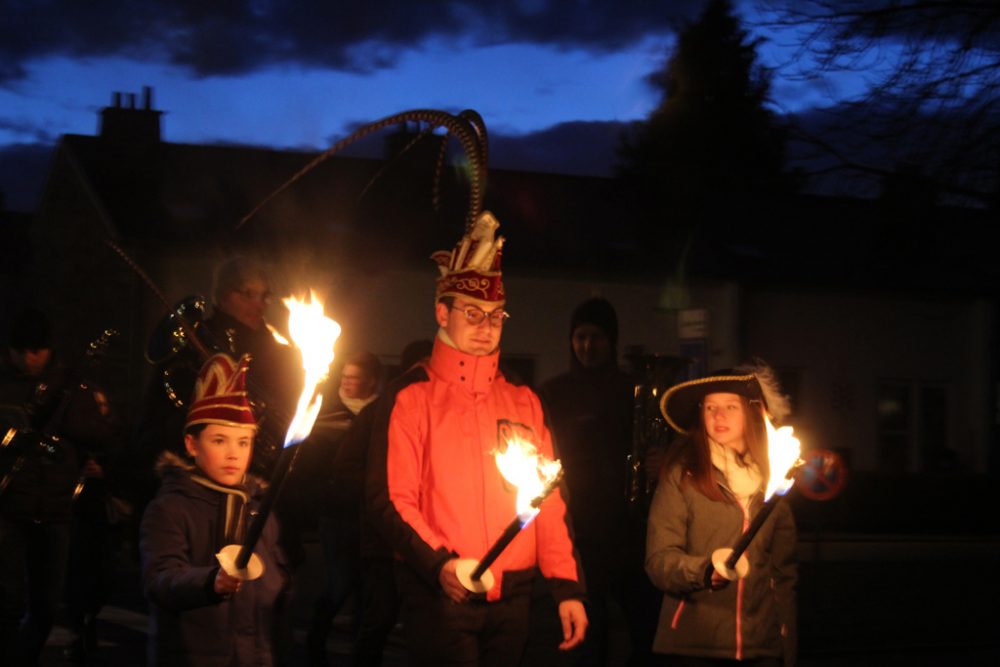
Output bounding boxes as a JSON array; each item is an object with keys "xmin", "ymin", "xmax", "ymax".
[{"xmin": 877, "ymin": 381, "xmax": 953, "ymax": 472}]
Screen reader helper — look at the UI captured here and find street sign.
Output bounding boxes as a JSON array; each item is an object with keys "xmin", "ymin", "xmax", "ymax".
[{"xmin": 797, "ymin": 448, "xmax": 848, "ymax": 501}]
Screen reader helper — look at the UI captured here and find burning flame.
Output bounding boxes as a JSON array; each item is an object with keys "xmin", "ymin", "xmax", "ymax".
[
  {"xmin": 279, "ymin": 292, "xmax": 341, "ymax": 447},
  {"xmin": 764, "ymin": 417, "xmax": 802, "ymax": 501},
  {"xmin": 265, "ymin": 323, "xmax": 290, "ymax": 346},
  {"xmin": 494, "ymin": 436, "xmax": 563, "ymax": 524}
]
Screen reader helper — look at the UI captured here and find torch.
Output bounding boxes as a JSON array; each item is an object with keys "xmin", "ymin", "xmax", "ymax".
[
  {"xmin": 455, "ymin": 436, "xmax": 564, "ymax": 593},
  {"xmin": 710, "ymin": 418, "xmax": 803, "ymax": 582},
  {"xmin": 216, "ymin": 292, "xmax": 341, "ymax": 581}
]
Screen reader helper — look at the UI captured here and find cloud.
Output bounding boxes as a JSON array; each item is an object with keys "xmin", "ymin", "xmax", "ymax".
[
  {"xmin": 0, "ymin": 117, "xmax": 60, "ymax": 144},
  {"xmin": 0, "ymin": 0, "xmax": 702, "ymax": 84},
  {"xmin": 490, "ymin": 120, "xmax": 637, "ymax": 177}
]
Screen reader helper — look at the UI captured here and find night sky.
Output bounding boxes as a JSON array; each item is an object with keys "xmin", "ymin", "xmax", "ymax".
[{"xmin": 0, "ymin": 1, "xmax": 872, "ymax": 212}]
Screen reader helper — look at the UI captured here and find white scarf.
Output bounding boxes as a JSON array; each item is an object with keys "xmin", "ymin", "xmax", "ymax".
[
  {"xmin": 709, "ymin": 438, "xmax": 762, "ymax": 501},
  {"xmin": 338, "ymin": 386, "xmax": 377, "ymax": 416}
]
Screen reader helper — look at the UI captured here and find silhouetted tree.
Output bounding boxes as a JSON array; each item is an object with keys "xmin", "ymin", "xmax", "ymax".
[
  {"xmin": 619, "ymin": 0, "xmax": 792, "ymax": 267},
  {"xmin": 762, "ymin": 0, "xmax": 1000, "ymax": 208}
]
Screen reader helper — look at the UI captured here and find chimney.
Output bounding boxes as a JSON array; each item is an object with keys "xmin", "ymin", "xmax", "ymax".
[{"xmin": 99, "ymin": 86, "xmax": 163, "ymax": 146}]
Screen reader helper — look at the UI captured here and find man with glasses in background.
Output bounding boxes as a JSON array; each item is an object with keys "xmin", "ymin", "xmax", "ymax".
[
  {"xmin": 368, "ymin": 212, "xmax": 587, "ymax": 667},
  {"xmin": 127, "ymin": 256, "xmax": 302, "ymax": 531}
]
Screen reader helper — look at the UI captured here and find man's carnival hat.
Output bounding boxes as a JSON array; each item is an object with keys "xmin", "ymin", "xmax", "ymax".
[
  {"xmin": 431, "ymin": 211, "xmax": 505, "ymax": 303},
  {"xmin": 660, "ymin": 362, "xmax": 791, "ymax": 434},
  {"xmin": 186, "ymin": 353, "xmax": 258, "ymax": 431}
]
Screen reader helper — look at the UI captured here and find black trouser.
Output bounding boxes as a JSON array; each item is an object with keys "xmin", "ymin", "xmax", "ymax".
[
  {"xmin": 0, "ymin": 517, "xmax": 71, "ymax": 666},
  {"xmin": 354, "ymin": 557, "xmax": 400, "ymax": 667},
  {"xmin": 396, "ymin": 563, "xmax": 531, "ymax": 667}
]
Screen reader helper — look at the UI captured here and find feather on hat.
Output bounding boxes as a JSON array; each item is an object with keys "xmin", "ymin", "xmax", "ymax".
[{"xmin": 432, "ymin": 211, "xmax": 505, "ymax": 303}]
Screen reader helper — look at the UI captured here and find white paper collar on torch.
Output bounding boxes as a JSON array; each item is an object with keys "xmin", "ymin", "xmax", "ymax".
[
  {"xmin": 764, "ymin": 418, "xmax": 801, "ymax": 500},
  {"xmin": 494, "ymin": 436, "xmax": 563, "ymax": 525},
  {"xmin": 279, "ymin": 292, "xmax": 341, "ymax": 448}
]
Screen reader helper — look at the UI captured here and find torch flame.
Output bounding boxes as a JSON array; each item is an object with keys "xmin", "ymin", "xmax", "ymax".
[
  {"xmin": 494, "ymin": 436, "xmax": 563, "ymax": 524},
  {"xmin": 764, "ymin": 417, "xmax": 802, "ymax": 501},
  {"xmin": 266, "ymin": 323, "xmax": 290, "ymax": 346},
  {"xmin": 281, "ymin": 292, "xmax": 341, "ymax": 447}
]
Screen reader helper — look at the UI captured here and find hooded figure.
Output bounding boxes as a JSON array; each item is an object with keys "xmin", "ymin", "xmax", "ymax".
[{"xmin": 538, "ymin": 297, "xmax": 658, "ymax": 665}]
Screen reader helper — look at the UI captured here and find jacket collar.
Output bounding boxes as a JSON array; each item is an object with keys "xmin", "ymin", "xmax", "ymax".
[{"xmin": 429, "ymin": 335, "xmax": 499, "ymax": 394}]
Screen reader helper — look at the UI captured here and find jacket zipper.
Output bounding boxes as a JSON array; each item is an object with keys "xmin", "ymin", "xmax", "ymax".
[{"xmin": 670, "ymin": 600, "xmax": 685, "ymax": 629}]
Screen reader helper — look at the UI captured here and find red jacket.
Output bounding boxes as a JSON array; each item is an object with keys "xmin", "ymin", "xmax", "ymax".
[{"xmin": 368, "ymin": 337, "xmax": 584, "ymax": 602}]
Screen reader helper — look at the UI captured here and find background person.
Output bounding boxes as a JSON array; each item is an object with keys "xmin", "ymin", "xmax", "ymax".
[
  {"xmin": 307, "ymin": 350, "xmax": 383, "ymax": 665},
  {"xmin": 538, "ymin": 297, "xmax": 658, "ymax": 666},
  {"xmin": 0, "ymin": 309, "xmax": 118, "ymax": 666}
]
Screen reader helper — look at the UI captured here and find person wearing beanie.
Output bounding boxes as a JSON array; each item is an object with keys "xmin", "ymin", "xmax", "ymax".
[
  {"xmin": 567, "ymin": 297, "xmax": 619, "ymax": 371},
  {"xmin": 537, "ymin": 297, "xmax": 658, "ymax": 666},
  {"xmin": 139, "ymin": 353, "xmax": 290, "ymax": 667},
  {"xmin": 368, "ymin": 211, "xmax": 587, "ymax": 666}
]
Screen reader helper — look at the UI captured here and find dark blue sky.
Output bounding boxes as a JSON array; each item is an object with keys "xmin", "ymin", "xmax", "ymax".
[{"xmin": 0, "ymin": 1, "xmax": 874, "ymax": 211}]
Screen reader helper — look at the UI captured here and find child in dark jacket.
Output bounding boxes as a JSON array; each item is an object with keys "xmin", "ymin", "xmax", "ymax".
[{"xmin": 140, "ymin": 353, "xmax": 289, "ymax": 667}]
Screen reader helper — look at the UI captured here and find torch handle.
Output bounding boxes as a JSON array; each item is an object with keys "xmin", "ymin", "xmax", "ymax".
[
  {"xmin": 470, "ymin": 518, "xmax": 523, "ymax": 581},
  {"xmin": 235, "ymin": 445, "xmax": 301, "ymax": 570},
  {"xmin": 725, "ymin": 495, "xmax": 781, "ymax": 570}
]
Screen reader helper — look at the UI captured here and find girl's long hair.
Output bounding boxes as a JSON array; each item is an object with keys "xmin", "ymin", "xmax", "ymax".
[{"xmin": 663, "ymin": 395, "xmax": 770, "ymax": 502}]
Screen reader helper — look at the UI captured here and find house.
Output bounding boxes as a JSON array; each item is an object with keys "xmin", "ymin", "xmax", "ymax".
[{"xmin": 28, "ymin": 88, "xmax": 999, "ymax": 486}]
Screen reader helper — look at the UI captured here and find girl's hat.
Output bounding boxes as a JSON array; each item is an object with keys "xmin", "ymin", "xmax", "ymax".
[
  {"xmin": 186, "ymin": 353, "xmax": 258, "ymax": 431},
  {"xmin": 659, "ymin": 364, "xmax": 790, "ymax": 434}
]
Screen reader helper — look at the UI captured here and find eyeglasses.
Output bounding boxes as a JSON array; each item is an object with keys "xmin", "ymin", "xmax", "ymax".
[
  {"xmin": 236, "ymin": 288, "xmax": 272, "ymax": 304},
  {"xmin": 450, "ymin": 304, "xmax": 510, "ymax": 327}
]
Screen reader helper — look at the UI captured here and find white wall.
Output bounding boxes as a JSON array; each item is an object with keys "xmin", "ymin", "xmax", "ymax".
[{"xmin": 744, "ymin": 289, "xmax": 993, "ymax": 473}]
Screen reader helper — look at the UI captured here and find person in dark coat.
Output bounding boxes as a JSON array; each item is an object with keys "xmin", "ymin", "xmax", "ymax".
[
  {"xmin": 306, "ymin": 350, "xmax": 383, "ymax": 665},
  {"xmin": 536, "ymin": 297, "xmax": 659, "ymax": 666},
  {"xmin": 0, "ymin": 309, "xmax": 118, "ymax": 666},
  {"xmin": 140, "ymin": 353, "xmax": 290, "ymax": 667},
  {"xmin": 128, "ymin": 256, "xmax": 302, "ymax": 513},
  {"xmin": 319, "ymin": 340, "xmax": 431, "ymax": 667}
]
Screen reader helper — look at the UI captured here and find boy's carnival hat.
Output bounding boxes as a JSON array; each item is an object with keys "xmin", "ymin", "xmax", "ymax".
[{"xmin": 186, "ymin": 353, "xmax": 258, "ymax": 431}]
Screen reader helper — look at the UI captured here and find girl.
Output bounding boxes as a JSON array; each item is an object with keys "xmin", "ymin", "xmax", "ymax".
[
  {"xmin": 645, "ymin": 368, "xmax": 797, "ymax": 666},
  {"xmin": 140, "ymin": 354, "xmax": 289, "ymax": 666}
]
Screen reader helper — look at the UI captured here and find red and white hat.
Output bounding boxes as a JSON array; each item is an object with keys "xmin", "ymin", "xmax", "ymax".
[
  {"xmin": 186, "ymin": 353, "xmax": 257, "ymax": 431},
  {"xmin": 431, "ymin": 211, "xmax": 505, "ymax": 303}
]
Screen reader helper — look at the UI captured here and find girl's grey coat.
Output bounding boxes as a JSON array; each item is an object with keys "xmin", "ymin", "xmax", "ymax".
[{"xmin": 645, "ymin": 463, "xmax": 797, "ymax": 664}]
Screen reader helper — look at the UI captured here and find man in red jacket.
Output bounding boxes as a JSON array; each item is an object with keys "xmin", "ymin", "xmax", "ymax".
[{"xmin": 368, "ymin": 212, "xmax": 587, "ymax": 666}]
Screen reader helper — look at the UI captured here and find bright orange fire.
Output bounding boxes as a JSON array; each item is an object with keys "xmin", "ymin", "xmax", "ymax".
[
  {"xmin": 494, "ymin": 435, "xmax": 563, "ymax": 523},
  {"xmin": 764, "ymin": 417, "xmax": 802, "ymax": 500},
  {"xmin": 279, "ymin": 292, "xmax": 341, "ymax": 447}
]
